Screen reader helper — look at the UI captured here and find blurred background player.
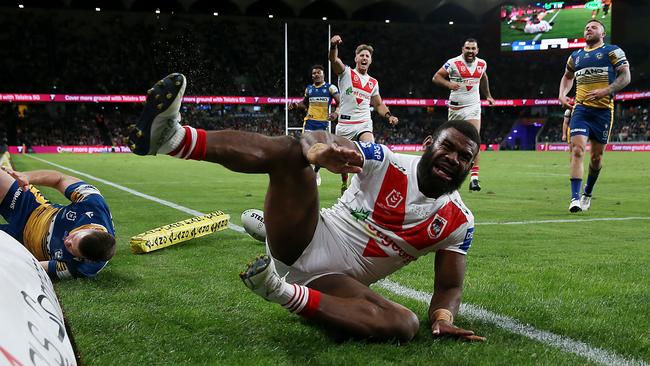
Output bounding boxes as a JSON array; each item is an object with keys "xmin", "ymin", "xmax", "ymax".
[
  {"xmin": 129, "ymin": 73, "xmax": 484, "ymax": 342},
  {"xmin": 0, "ymin": 167, "xmax": 116, "ymax": 279},
  {"xmin": 289, "ymin": 65, "xmax": 340, "ymax": 186},
  {"xmin": 559, "ymin": 19, "xmax": 630, "ymax": 212},
  {"xmin": 433, "ymin": 38, "xmax": 495, "ymax": 191},
  {"xmin": 592, "ymin": 0, "xmax": 612, "ymax": 19},
  {"xmin": 510, "ymin": 17, "xmax": 554, "ymax": 34},
  {"xmin": 329, "ymin": 35, "xmax": 399, "ymax": 195}
]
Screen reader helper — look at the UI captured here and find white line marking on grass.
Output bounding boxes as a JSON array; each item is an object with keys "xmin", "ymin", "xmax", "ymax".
[
  {"xmin": 23, "ymin": 155, "xmax": 246, "ymax": 232},
  {"xmin": 477, "ymin": 217, "xmax": 650, "ymax": 226},
  {"xmin": 378, "ymin": 279, "xmax": 648, "ymax": 366},
  {"xmin": 23, "ymin": 156, "xmax": 648, "ymax": 365},
  {"xmin": 533, "ymin": 9, "xmax": 561, "ymax": 41}
]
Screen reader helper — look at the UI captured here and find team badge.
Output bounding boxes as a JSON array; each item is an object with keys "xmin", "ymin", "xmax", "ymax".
[
  {"xmin": 353, "ymin": 74, "xmax": 359, "ymax": 82},
  {"xmin": 54, "ymin": 249, "xmax": 63, "ymax": 259},
  {"xmin": 385, "ymin": 189, "xmax": 404, "ymax": 209},
  {"xmin": 367, "ymin": 81, "xmax": 374, "ymax": 89},
  {"xmin": 427, "ymin": 214, "xmax": 448, "ymax": 240},
  {"xmin": 596, "ymin": 52, "xmax": 603, "ymax": 60},
  {"xmin": 65, "ymin": 210, "xmax": 77, "ymax": 221}
]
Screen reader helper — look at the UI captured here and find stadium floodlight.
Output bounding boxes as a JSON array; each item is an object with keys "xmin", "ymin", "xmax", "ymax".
[
  {"xmin": 449, "ymin": 21, "xmax": 454, "ymax": 25},
  {"xmin": 213, "ymin": 12, "xmax": 218, "ymax": 16},
  {"xmin": 322, "ymin": 16, "xmax": 327, "ymax": 21},
  {"xmin": 18, "ymin": 4, "xmax": 24, "ymax": 8},
  {"xmin": 95, "ymin": 7, "xmax": 101, "ymax": 12},
  {"xmin": 155, "ymin": 8, "xmax": 161, "ymax": 14},
  {"xmin": 268, "ymin": 14, "xmax": 274, "ymax": 18},
  {"xmin": 385, "ymin": 19, "xmax": 390, "ymax": 23}
]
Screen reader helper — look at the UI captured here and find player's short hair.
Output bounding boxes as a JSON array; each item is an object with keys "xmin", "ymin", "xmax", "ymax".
[
  {"xmin": 79, "ymin": 231, "xmax": 116, "ymax": 262},
  {"xmin": 586, "ymin": 19, "xmax": 605, "ymax": 29},
  {"xmin": 464, "ymin": 38, "xmax": 478, "ymax": 45},
  {"xmin": 433, "ymin": 120, "xmax": 481, "ymax": 149},
  {"xmin": 355, "ymin": 44, "xmax": 374, "ymax": 55},
  {"xmin": 311, "ymin": 64, "xmax": 324, "ymax": 72}
]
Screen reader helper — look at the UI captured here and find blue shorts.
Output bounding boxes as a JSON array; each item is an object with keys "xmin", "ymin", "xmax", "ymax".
[
  {"xmin": 569, "ymin": 104, "xmax": 613, "ymax": 145},
  {"xmin": 0, "ymin": 182, "xmax": 50, "ymax": 242},
  {"xmin": 303, "ymin": 119, "xmax": 329, "ymax": 132}
]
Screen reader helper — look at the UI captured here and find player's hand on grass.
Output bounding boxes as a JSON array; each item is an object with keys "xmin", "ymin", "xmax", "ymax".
[
  {"xmin": 585, "ymin": 88, "xmax": 610, "ymax": 101},
  {"xmin": 1, "ymin": 166, "xmax": 30, "ymax": 191},
  {"xmin": 306, "ymin": 143, "xmax": 362, "ymax": 174},
  {"xmin": 431, "ymin": 320, "xmax": 486, "ymax": 342},
  {"xmin": 388, "ymin": 116, "xmax": 399, "ymax": 126},
  {"xmin": 559, "ymin": 96, "xmax": 574, "ymax": 109},
  {"xmin": 448, "ymin": 82, "xmax": 461, "ymax": 91},
  {"xmin": 330, "ymin": 35, "xmax": 343, "ymax": 47}
]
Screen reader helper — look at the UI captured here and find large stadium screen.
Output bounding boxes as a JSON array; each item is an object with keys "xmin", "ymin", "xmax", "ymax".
[{"xmin": 500, "ymin": 1, "xmax": 613, "ymax": 52}]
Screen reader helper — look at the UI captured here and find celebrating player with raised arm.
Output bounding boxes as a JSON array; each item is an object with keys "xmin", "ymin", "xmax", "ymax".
[
  {"xmin": 289, "ymin": 64, "xmax": 341, "ymax": 186},
  {"xmin": 329, "ymin": 35, "xmax": 398, "ymax": 194},
  {"xmin": 433, "ymin": 38, "xmax": 495, "ymax": 192},
  {"xmin": 128, "ymin": 73, "xmax": 484, "ymax": 342},
  {"xmin": 559, "ymin": 19, "xmax": 630, "ymax": 212}
]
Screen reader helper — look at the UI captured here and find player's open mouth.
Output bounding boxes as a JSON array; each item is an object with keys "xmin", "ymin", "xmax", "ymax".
[{"xmin": 432, "ymin": 165, "xmax": 453, "ymax": 182}]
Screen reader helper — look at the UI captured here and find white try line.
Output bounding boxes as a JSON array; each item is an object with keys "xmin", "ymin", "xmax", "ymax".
[
  {"xmin": 22, "ymin": 155, "xmax": 648, "ymax": 366},
  {"xmin": 533, "ymin": 9, "xmax": 562, "ymax": 41},
  {"xmin": 378, "ymin": 280, "xmax": 648, "ymax": 366}
]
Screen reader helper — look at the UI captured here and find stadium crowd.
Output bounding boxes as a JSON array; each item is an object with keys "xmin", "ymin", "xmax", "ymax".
[{"xmin": 0, "ymin": 8, "xmax": 648, "ymax": 148}]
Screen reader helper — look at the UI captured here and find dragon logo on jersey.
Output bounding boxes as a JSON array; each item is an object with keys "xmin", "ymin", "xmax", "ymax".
[
  {"xmin": 427, "ymin": 214, "xmax": 448, "ymax": 240},
  {"xmin": 385, "ymin": 189, "xmax": 403, "ymax": 209},
  {"xmin": 367, "ymin": 81, "xmax": 374, "ymax": 90}
]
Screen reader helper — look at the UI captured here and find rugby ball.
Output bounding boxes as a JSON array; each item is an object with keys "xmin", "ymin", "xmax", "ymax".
[{"xmin": 241, "ymin": 209, "xmax": 266, "ymax": 242}]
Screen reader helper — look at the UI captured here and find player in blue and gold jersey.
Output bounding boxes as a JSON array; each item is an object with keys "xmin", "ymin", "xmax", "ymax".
[
  {"xmin": 0, "ymin": 168, "xmax": 115, "ymax": 279},
  {"xmin": 290, "ymin": 65, "xmax": 341, "ymax": 187},
  {"xmin": 559, "ymin": 19, "xmax": 630, "ymax": 213}
]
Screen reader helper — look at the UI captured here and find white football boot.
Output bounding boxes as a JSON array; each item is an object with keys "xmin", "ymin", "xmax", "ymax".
[
  {"xmin": 240, "ymin": 255, "xmax": 286, "ymax": 302},
  {"xmin": 580, "ymin": 194, "xmax": 592, "ymax": 211},
  {"xmin": 569, "ymin": 198, "xmax": 582, "ymax": 213}
]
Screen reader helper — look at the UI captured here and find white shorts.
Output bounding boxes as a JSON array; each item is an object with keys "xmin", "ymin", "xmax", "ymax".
[
  {"xmin": 448, "ymin": 103, "xmax": 481, "ymax": 121},
  {"xmin": 268, "ymin": 214, "xmax": 362, "ymax": 286},
  {"xmin": 335, "ymin": 121, "xmax": 373, "ymax": 141}
]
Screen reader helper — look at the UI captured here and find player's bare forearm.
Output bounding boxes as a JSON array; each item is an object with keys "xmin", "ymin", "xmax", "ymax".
[
  {"xmin": 300, "ymin": 131, "xmax": 357, "ymax": 156},
  {"xmin": 558, "ymin": 72, "xmax": 575, "ymax": 98},
  {"xmin": 23, "ymin": 170, "xmax": 80, "ymax": 194},
  {"xmin": 432, "ymin": 73, "xmax": 450, "ymax": 89},
  {"xmin": 480, "ymin": 74, "xmax": 493, "ymax": 99},
  {"xmin": 428, "ymin": 250, "xmax": 466, "ymax": 320},
  {"xmin": 329, "ymin": 48, "xmax": 345, "ymax": 75},
  {"xmin": 607, "ymin": 65, "xmax": 631, "ymax": 94}
]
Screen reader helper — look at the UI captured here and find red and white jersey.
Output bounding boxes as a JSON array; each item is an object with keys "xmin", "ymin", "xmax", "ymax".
[
  {"xmin": 337, "ymin": 66, "xmax": 379, "ymax": 125},
  {"xmin": 320, "ymin": 142, "xmax": 475, "ymax": 285},
  {"xmin": 442, "ymin": 55, "xmax": 487, "ymax": 107},
  {"xmin": 525, "ymin": 20, "xmax": 552, "ymax": 34}
]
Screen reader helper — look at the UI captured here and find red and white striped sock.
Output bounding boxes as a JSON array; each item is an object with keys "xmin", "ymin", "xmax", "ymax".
[
  {"xmin": 471, "ymin": 165, "xmax": 479, "ymax": 180},
  {"xmin": 167, "ymin": 126, "xmax": 207, "ymax": 161},
  {"xmin": 280, "ymin": 284, "xmax": 321, "ymax": 318}
]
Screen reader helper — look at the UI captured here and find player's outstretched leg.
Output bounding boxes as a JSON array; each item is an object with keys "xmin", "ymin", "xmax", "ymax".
[
  {"xmin": 129, "ymin": 73, "xmax": 187, "ymax": 156},
  {"xmin": 241, "ymin": 256, "xmax": 420, "ymax": 342}
]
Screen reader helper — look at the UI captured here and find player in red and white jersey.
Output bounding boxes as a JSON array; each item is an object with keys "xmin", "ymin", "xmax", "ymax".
[
  {"xmin": 128, "ymin": 76, "xmax": 484, "ymax": 342},
  {"xmin": 433, "ymin": 38, "xmax": 495, "ymax": 192},
  {"xmin": 329, "ymin": 35, "xmax": 399, "ymax": 194}
]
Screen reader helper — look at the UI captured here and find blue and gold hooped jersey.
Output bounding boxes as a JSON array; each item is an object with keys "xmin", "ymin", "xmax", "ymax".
[
  {"xmin": 45, "ymin": 182, "xmax": 114, "ymax": 279},
  {"xmin": 566, "ymin": 44, "xmax": 628, "ymax": 110},
  {"xmin": 304, "ymin": 82, "xmax": 339, "ymax": 122}
]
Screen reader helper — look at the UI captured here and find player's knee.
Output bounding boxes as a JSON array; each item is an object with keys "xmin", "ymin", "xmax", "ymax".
[
  {"xmin": 367, "ymin": 306, "xmax": 419, "ymax": 341},
  {"xmin": 571, "ymin": 144, "xmax": 585, "ymax": 158}
]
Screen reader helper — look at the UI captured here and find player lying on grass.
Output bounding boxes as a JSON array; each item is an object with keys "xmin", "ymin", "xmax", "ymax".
[
  {"xmin": 0, "ymin": 168, "xmax": 116, "ymax": 279},
  {"xmin": 128, "ymin": 73, "xmax": 484, "ymax": 342}
]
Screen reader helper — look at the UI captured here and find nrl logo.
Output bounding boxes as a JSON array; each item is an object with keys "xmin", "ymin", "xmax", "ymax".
[{"xmin": 427, "ymin": 214, "xmax": 448, "ymax": 240}]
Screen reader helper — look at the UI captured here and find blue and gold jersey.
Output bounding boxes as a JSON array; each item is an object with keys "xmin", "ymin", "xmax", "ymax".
[
  {"xmin": 0, "ymin": 181, "xmax": 114, "ymax": 279},
  {"xmin": 566, "ymin": 44, "xmax": 628, "ymax": 109},
  {"xmin": 304, "ymin": 82, "xmax": 339, "ymax": 122}
]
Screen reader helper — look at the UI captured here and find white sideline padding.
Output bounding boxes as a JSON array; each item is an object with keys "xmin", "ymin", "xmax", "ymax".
[{"xmin": 0, "ymin": 231, "xmax": 77, "ymax": 365}]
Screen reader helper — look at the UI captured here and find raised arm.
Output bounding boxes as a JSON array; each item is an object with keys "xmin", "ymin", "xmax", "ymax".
[
  {"xmin": 428, "ymin": 250, "xmax": 485, "ymax": 341},
  {"xmin": 433, "ymin": 67, "xmax": 460, "ymax": 91},
  {"xmin": 2, "ymin": 168, "xmax": 80, "ymax": 195},
  {"xmin": 329, "ymin": 35, "xmax": 346, "ymax": 75},
  {"xmin": 370, "ymin": 95, "xmax": 398, "ymax": 126},
  {"xmin": 480, "ymin": 73, "xmax": 495, "ymax": 105}
]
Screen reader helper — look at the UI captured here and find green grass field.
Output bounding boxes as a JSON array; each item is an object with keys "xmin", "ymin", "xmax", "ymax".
[
  {"xmin": 9, "ymin": 151, "xmax": 650, "ymax": 365},
  {"xmin": 501, "ymin": 7, "xmax": 612, "ymax": 51}
]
